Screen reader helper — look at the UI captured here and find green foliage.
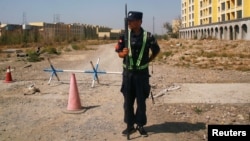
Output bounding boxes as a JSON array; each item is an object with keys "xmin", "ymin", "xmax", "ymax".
[
  {"xmin": 163, "ymin": 51, "xmax": 172, "ymax": 57},
  {"xmin": 193, "ymin": 107, "xmax": 203, "ymax": 114},
  {"xmin": 157, "ymin": 51, "xmax": 172, "ymax": 59},
  {"xmin": 160, "ymin": 34, "xmax": 169, "ymax": 40},
  {"xmin": 42, "ymin": 46, "xmax": 60, "ymax": 55},
  {"xmin": 0, "ymin": 32, "xmax": 22, "ymax": 45},
  {"xmin": 163, "ymin": 22, "xmax": 173, "ymax": 33},
  {"xmin": 170, "ymin": 33, "xmax": 179, "ymax": 38},
  {"xmin": 72, "ymin": 44, "xmax": 87, "ymax": 50},
  {"xmin": 27, "ymin": 52, "xmax": 42, "ymax": 62},
  {"xmin": 22, "ymin": 31, "xmax": 29, "ymax": 44},
  {"xmin": 72, "ymin": 44, "xmax": 80, "ymax": 50},
  {"xmin": 64, "ymin": 48, "xmax": 72, "ymax": 52}
]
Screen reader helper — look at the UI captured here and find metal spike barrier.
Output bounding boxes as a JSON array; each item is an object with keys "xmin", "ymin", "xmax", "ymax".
[{"xmin": 43, "ymin": 57, "xmax": 122, "ymax": 87}]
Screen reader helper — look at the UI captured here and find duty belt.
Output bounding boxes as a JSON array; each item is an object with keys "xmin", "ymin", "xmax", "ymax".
[{"xmin": 123, "ymin": 63, "xmax": 148, "ymax": 70}]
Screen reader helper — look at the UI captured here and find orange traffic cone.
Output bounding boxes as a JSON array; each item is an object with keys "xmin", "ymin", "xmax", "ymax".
[
  {"xmin": 4, "ymin": 66, "xmax": 13, "ymax": 83},
  {"xmin": 63, "ymin": 73, "xmax": 85, "ymax": 114}
]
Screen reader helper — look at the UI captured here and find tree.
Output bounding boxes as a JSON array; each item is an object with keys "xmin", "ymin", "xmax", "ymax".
[
  {"xmin": 163, "ymin": 22, "xmax": 172, "ymax": 34},
  {"xmin": 163, "ymin": 15, "xmax": 182, "ymax": 38},
  {"xmin": 173, "ymin": 15, "xmax": 182, "ymax": 34}
]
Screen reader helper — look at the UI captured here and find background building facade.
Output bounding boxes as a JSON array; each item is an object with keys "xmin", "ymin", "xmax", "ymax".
[
  {"xmin": 0, "ymin": 22, "xmax": 119, "ymax": 45},
  {"xmin": 180, "ymin": 0, "xmax": 250, "ymax": 40}
]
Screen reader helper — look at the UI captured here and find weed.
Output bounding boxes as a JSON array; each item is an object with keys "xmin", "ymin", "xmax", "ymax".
[{"xmin": 193, "ymin": 107, "xmax": 203, "ymax": 114}]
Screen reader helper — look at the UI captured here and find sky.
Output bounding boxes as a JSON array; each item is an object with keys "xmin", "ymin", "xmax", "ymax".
[{"xmin": 0, "ymin": 0, "xmax": 181, "ymax": 35}]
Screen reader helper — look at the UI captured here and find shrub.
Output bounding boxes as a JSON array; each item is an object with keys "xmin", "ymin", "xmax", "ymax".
[{"xmin": 27, "ymin": 52, "xmax": 42, "ymax": 62}]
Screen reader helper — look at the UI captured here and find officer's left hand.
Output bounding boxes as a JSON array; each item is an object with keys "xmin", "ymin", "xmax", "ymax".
[{"xmin": 118, "ymin": 48, "xmax": 129, "ymax": 58}]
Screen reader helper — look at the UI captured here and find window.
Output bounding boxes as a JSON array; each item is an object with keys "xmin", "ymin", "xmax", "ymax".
[
  {"xmin": 221, "ymin": 3, "xmax": 225, "ymax": 11},
  {"xmin": 227, "ymin": 13, "xmax": 230, "ymax": 20},
  {"xmin": 237, "ymin": 10, "xmax": 242, "ymax": 19},
  {"xmin": 209, "ymin": 7, "xmax": 212, "ymax": 14},
  {"xmin": 237, "ymin": 0, "xmax": 242, "ymax": 6},
  {"xmin": 227, "ymin": 2, "xmax": 230, "ymax": 9},
  {"xmin": 222, "ymin": 14, "xmax": 225, "ymax": 21}
]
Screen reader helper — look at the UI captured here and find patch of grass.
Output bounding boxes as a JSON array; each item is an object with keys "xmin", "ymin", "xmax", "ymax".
[
  {"xmin": 25, "ymin": 49, "xmax": 45, "ymax": 62},
  {"xmin": 72, "ymin": 44, "xmax": 86, "ymax": 50},
  {"xmin": 64, "ymin": 48, "xmax": 72, "ymax": 52},
  {"xmin": 84, "ymin": 40, "xmax": 116, "ymax": 45},
  {"xmin": 27, "ymin": 52, "xmax": 43, "ymax": 62},
  {"xmin": 42, "ymin": 46, "xmax": 60, "ymax": 55},
  {"xmin": 158, "ymin": 51, "xmax": 173, "ymax": 59},
  {"xmin": 193, "ymin": 107, "xmax": 203, "ymax": 114},
  {"xmin": 163, "ymin": 51, "xmax": 173, "ymax": 57},
  {"xmin": 180, "ymin": 56, "xmax": 185, "ymax": 60}
]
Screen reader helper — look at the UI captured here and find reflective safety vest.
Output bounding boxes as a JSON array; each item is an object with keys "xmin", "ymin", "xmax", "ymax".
[{"xmin": 123, "ymin": 30, "xmax": 148, "ymax": 70}]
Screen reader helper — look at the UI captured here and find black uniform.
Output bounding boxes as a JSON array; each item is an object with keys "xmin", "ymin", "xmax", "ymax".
[{"xmin": 115, "ymin": 27, "xmax": 160, "ymax": 127}]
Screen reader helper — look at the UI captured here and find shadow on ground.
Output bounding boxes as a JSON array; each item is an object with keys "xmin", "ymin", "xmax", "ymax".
[{"xmin": 146, "ymin": 122, "xmax": 206, "ymax": 134}]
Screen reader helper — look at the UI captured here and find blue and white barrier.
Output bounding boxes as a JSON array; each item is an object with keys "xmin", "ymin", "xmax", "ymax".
[{"xmin": 43, "ymin": 57, "xmax": 122, "ymax": 87}]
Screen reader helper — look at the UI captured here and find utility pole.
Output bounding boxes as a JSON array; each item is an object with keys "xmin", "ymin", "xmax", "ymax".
[
  {"xmin": 153, "ymin": 16, "xmax": 155, "ymax": 35},
  {"xmin": 22, "ymin": 12, "xmax": 27, "ymax": 24}
]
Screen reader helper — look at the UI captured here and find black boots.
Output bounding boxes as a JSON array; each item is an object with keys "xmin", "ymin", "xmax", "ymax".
[
  {"xmin": 136, "ymin": 125, "xmax": 148, "ymax": 137},
  {"xmin": 122, "ymin": 125, "xmax": 148, "ymax": 137},
  {"xmin": 122, "ymin": 126, "xmax": 136, "ymax": 135}
]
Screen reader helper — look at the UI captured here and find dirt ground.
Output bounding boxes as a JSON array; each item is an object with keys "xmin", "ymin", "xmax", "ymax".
[{"xmin": 0, "ymin": 39, "xmax": 250, "ymax": 141}]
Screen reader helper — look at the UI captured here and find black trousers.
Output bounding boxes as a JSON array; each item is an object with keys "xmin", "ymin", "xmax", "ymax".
[{"xmin": 121, "ymin": 70, "xmax": 151, "ymax": 127}]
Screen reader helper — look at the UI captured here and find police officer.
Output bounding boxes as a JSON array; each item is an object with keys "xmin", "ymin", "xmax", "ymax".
[{"xmin": 115, "ymin": 11, "xmax": 160, "ymax": 137}]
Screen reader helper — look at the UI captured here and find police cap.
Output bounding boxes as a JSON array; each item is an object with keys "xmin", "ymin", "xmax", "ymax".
[{"xmin": 127, "ymin": 11, "xmax": 143, "ymax": 21}]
